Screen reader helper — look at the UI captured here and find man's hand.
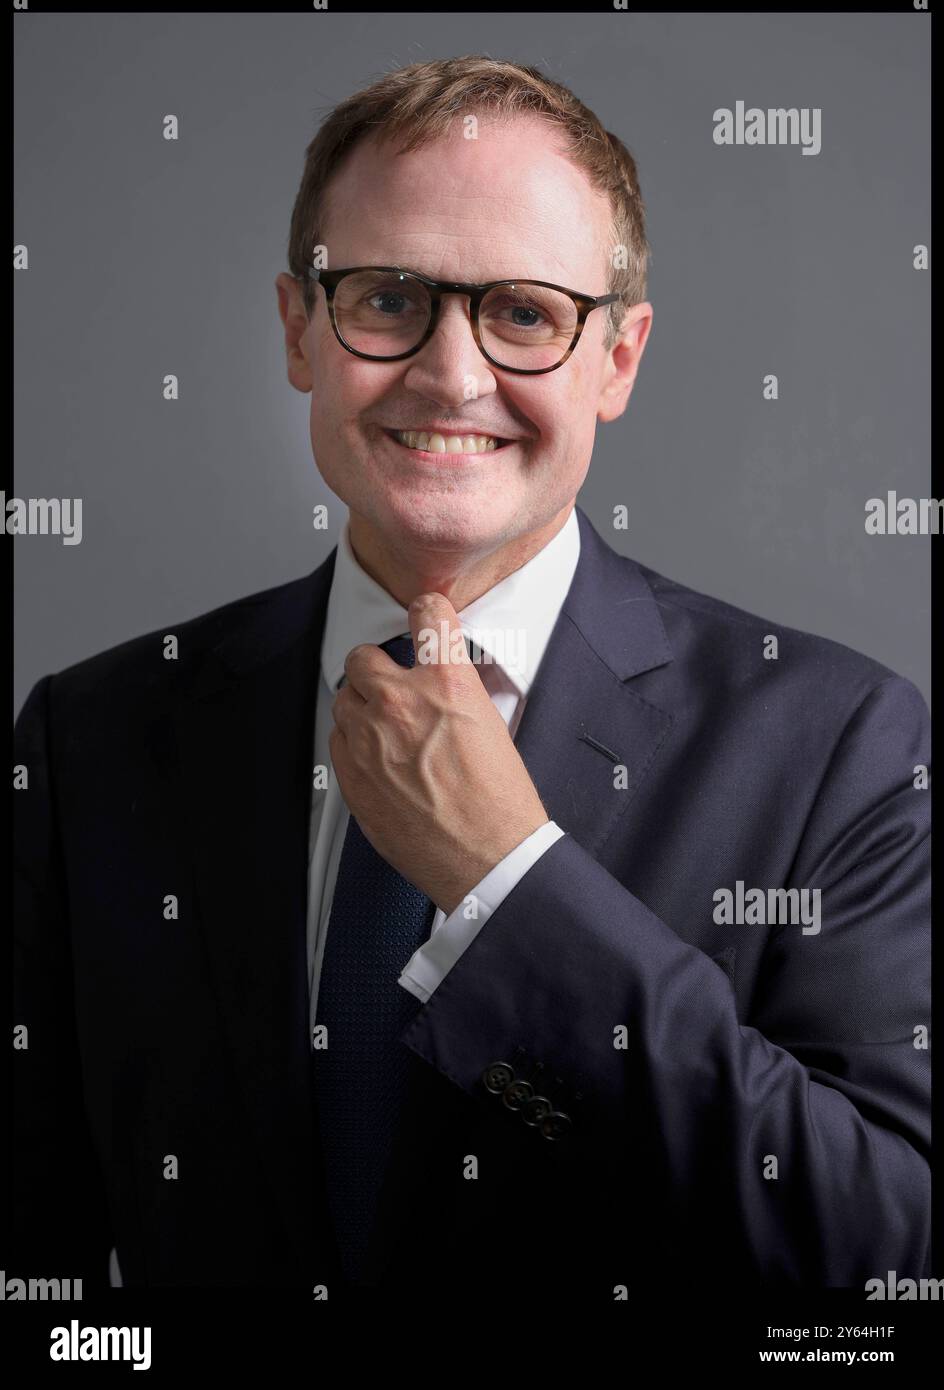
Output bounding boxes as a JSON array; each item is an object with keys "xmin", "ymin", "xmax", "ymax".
[{"xmin": 329, "ymin": 592, "xmax": 550, "ymax": 915}]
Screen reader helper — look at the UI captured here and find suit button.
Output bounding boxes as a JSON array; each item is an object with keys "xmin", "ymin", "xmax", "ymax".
[
  {"xmin": 502, "ymin": 1079, "xmax": 533, "ymax": 1110},
  {"xmin": 522, "ymin": 1095, "xmax": 553, "ymax": 1127},
  {"xmin": 482, "ymin": 1062, "xmax": 515, "ymax": 1094},
  {"xmin": 540, "ymin": 1111, "xmax": 572, "ymax": 1141}
]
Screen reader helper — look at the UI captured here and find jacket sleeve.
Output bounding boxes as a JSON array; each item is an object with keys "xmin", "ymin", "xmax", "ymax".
[
  {"xmin": 12, "ymin": 674, "xmax": 114, "ymax": 1291},
  {"xmin": 401, "ymin": 673, "xmax": 931, "ymax": 1286}
]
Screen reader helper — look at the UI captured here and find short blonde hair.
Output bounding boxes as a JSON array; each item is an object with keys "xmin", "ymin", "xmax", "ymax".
[{"xmin": 286, "ymin": 55, "xmax": 650, "ymax": 349}]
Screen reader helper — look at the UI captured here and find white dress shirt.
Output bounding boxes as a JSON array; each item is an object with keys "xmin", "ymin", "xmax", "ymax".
[{"xmin": 307, "ymin": 507, "xmax": 580, "ymax": 1033}]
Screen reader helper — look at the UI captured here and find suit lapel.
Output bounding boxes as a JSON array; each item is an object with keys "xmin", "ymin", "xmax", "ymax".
[
  {"xmin": 171, "ymin": 552, "xmax": 336, "ymax": 1280},
  {"xmin": 512, "ymin": 505, "xmax": 674, "ymax": 863}
]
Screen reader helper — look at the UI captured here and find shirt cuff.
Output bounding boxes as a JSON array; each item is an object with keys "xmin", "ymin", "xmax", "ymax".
[{"xmin": 398, "ymin": 821, "xmax": 566, "ymax": 1003}]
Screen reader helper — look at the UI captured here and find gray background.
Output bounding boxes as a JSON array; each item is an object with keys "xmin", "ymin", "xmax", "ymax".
[{"xmin": 14, "ymin": 12, "xmax": 931, "ymax": 715}]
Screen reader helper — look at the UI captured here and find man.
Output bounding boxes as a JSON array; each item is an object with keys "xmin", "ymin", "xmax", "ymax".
[{"xmin": 13, "ymin": 57, "xmax": 930, "ymax": 1302}]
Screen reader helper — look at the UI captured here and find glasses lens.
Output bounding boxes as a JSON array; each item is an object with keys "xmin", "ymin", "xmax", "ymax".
[
  {"xmin": 334, "ymin": 271, "xmax": 432, "ymax": 356},
  {"xmin": 479, "ymin": 283, "xmax": 578, "ymax": 370}
]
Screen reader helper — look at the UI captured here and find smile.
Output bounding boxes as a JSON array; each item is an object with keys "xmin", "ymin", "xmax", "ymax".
[{"xmin": 386, "ymin": 429, "xmax": 510, "ymax": 455}]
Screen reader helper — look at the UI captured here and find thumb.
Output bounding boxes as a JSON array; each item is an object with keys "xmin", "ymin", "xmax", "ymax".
[{"xmin": 408, "ymin": 592, "xmax": 473, "ymax": 673}]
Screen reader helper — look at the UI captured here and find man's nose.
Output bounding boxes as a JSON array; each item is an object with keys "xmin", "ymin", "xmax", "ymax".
[{"xmin": 401, "ymin": 295, "xmax": 496, "ymax": 400}]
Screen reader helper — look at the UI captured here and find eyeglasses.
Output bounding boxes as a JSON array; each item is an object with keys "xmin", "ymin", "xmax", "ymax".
[{"xmin": 300, "ymin": 265, "xmax": 621, "ymax": 375}]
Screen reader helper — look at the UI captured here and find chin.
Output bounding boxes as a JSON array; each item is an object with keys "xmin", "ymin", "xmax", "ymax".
[{"xmin": 381, "ymin": 495, "xmax": 510, "ymax": 550}]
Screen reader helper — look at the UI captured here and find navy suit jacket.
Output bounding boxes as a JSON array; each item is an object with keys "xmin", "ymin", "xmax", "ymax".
[{"xmin": 12, "ymin": 504, "xmax": 931, "ymax": 1301}]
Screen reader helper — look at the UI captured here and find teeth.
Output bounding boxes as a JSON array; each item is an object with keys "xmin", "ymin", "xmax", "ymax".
[{"xmin": 393, "ymin": 430, "xmax": 499, "ymax": 453}]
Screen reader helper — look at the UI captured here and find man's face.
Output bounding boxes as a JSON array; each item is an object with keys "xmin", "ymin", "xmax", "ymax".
[{"xmin": 277, "ymin": 116, "xmax": 651, "ymax": 559}]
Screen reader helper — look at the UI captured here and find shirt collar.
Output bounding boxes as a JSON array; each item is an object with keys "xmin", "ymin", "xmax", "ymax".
[{"xmin": 320, "ymin": 507, "xmax": 581, "ymax": 698}]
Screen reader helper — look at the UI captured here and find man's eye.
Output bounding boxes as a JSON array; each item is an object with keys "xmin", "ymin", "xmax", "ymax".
[
  {"xmin": 366, "ymin": 291, "xmax": 418, "ymax": 315},
  {"xmin": 508, "ymin": 305, "xmax": 544, "ymax": 327},
  {"xmin": 489, "ymin": 299, "xmax": 547, "ymax": 328}
]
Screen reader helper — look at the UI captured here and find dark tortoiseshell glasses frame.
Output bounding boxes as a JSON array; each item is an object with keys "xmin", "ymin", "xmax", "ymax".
[{"xmin": 300, "ymin": 265, "xmax": 621, "ymax": 375}]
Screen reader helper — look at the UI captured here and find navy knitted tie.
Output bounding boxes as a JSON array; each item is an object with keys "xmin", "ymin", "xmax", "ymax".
[{"xmin": 313, "ymin": 633, "xmax": 438, "ymax": 1285}]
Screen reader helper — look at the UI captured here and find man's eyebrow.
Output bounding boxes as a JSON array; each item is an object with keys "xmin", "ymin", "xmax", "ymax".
[
  {"xmin": 363, "ymin": 265, "xmax": 536, "ymax": 284},
  {"xmin": 360, "ymin": 261, "xmax": 418, "ymax": 273},
  {"xmin": 386, "ymin": 264, "xmax": 441, "ymax": 277},
  {"xmin": 360, "ymin": 262, "xmax": 431, "ymax": 278}
]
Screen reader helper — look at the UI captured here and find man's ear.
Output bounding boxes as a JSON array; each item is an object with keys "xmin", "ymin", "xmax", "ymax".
[
  {"xmin": 597, "ymin": 301, "xmax": 653, "ymax": 424},
  {"xmin": 275, "ymin": 272, "xmax": 314, "ymax": 394}
]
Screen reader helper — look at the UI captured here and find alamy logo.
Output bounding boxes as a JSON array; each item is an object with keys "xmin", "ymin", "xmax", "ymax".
[
  {"xmin": 49, "ymin": 1320, "xmax": 151, "ymax": 1370},
  {"xmin": 713, "ymin": 881, "xmax": 821, "ymax": 935},
  {"xmin": 713, "ymin": 102, "xmax": 822, "ymax": 156},
  {"xmin": 865, "ymin": 1271, "xmax": 942, "ymax": 1300},
  {"xmin": 865, "ymin": 493, "xmax": 942, "ymax": 535},
  {"xmin": 1, "ymin": 492, "xmax": 83, "ymax": 545},
  {"xmin": 415, "ymin": 621, "xmax": 527, "ymax": 670},
  {"xmin": 0, "ymin": 1269, "xmax": 81, "ymax": 1300}
]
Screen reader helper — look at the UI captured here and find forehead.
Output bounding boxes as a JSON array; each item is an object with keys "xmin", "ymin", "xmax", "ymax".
[{"xmin": 318, "ymin": 116, "xmax": 611, "ymax": 286}]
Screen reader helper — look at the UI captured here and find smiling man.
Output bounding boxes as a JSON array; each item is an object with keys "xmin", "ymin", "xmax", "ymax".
[{"xmin": 13, "ymin": 57, "xmax": 930, "ymax": 1305}]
